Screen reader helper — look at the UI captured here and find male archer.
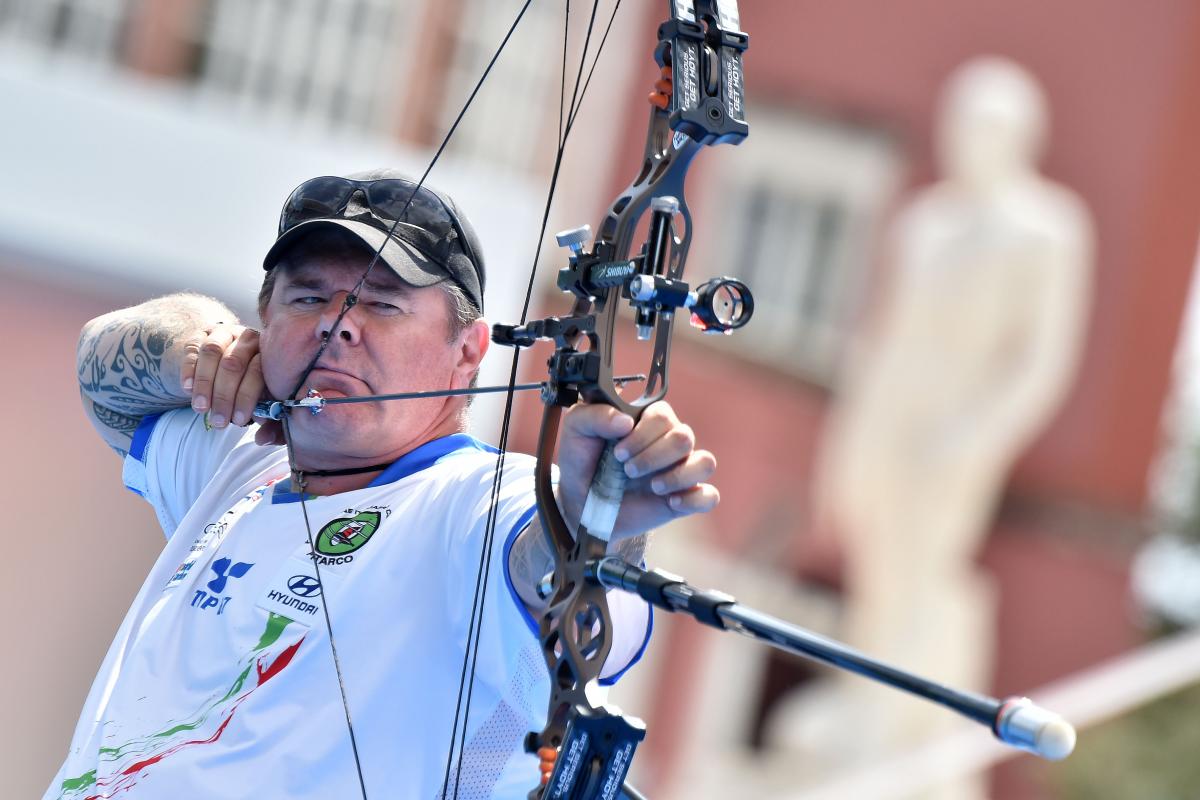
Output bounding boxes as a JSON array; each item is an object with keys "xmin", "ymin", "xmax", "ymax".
[{"xmin": 51, "ymin": 168, "xmax": 718, "ymax": 798}]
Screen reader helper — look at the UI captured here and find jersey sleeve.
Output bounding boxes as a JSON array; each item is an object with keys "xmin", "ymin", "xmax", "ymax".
[
  {"xmin": 500, "ymin": 520, "xmax": 652, "ymax": 685},
  {"xmin": 121, "ymin": 407, "xmax": 251, "ymax": 539}
]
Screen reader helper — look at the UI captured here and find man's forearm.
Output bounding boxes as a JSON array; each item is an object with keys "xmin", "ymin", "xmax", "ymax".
[
  {"xmin": 78, "ymin": 293, "xmax": 237, "ymax": 455},
  {"xmin": 508, "ymin": 518, "xmax": 649, "ymax": 612}
]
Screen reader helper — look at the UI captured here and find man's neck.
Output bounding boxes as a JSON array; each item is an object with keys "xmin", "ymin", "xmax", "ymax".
[
  {"xmin": 292, "ymin": 468, "xmax": 387, "ymax": 498},
  {"xmin": 288, "ymin": 416, "xmax": 469, "ymax": 497}
]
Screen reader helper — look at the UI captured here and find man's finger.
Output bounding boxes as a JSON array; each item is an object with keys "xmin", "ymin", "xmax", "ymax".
[
  {"xmin": 209, "ymin": 329, "xmax": 260, "ymax": 427},
  {"xmin": 621, "ymin": 422, "xmax": 696, "ymax": 478},
  {"xmin": 254, "ymin": 419, "xmax": 285, "ymax": 446},
  {"xmin": 645, "ymin": 449, "xmax": 717, "ymax": 495},
  {"xmin": 562, "ymin": 403, "xmax": 635, "ymax": 441},
  {"xmin": 231, "ymin": 353, "xmax": 266, "ymax": 427},
  {"xmin": 190, "ymin": 326, "xmax": 240, "ymax": 414},
  {"xmin": 179, "ymin": 331, "xmax": 208, "ymax": 394},
  {"xmin": 665, "ymin": 483, "xmax": 720, "ymax": 516},
  {"xmin": 611, "ymin": 402, "xmax": 678, "ymax": 462}
]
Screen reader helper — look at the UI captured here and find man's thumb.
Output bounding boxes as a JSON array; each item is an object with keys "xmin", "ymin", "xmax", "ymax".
[{"xmin": 254, "ymin": 420, "xmax": 285, "ymax": 446}]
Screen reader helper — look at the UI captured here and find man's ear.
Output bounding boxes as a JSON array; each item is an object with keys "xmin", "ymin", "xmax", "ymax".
[{"xmin": 454, "ymin": 318, "xmax": 490, "ymax": 386}]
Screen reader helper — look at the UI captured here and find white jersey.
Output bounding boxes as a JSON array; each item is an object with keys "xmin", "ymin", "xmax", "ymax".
[{"xmin": 46, "ymin": 409, "xmax": 651, "ymax": 800}]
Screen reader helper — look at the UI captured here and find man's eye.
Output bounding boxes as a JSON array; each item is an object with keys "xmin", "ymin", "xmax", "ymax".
[
  {"xmin": 370, "ymin": 302, "xmax": 401, "ymax": 314},
  {"xmin": 294, "ymin": 296, "xmax": 325, "ymax": 306}
]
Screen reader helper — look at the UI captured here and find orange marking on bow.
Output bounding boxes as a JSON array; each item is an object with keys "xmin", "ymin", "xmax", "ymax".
[
  {"xmin": 538, "ymin": 746, "xmax": 558, "ymax": 785},
  {"xmin": 649, "ymin": 66, "xmax": 674, "ymax": 108}
]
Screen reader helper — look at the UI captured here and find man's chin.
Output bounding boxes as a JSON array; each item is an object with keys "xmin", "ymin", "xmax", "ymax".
[{"xmin": 284, "ymin": 412, "xmax": 394, "ymax": 461}]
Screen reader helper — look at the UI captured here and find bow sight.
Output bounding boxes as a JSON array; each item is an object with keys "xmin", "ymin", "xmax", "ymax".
[
  {"xmin": 492, "ymin": 0, "xmax": 753, "ymax": 418},
  {"xmin": 491, "ymin": 202, "xmax": 755, "ymax": 408},
  {"xmin": 553, "ymin": 198, "xmax": 754, "ymax": 340}
]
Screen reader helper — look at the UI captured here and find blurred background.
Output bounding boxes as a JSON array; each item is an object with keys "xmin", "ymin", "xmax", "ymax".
[{"xmin": 3, "ymin": 1, "xmax": 1199, "ymax": 798}]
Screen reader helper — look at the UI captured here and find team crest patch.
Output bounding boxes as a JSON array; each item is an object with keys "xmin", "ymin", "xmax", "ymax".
[{"xmin": 315, "ymin": 508, "xmax": 388, "ymax": 556}]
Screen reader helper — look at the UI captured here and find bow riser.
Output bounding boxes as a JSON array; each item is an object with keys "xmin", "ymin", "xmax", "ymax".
[
  {"xmin": 580, "ymin": 135, "xmax": 700, "ymax": 415},
  {"xmin": 524, "ymin": 61, "xmax": 704, "ymax": 772},
  {"xmin": 507, "ymin": 4, "xmax": 754, "ymax": 797}
]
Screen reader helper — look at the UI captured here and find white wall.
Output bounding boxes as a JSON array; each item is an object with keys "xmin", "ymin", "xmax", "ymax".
[{"xmin": 0, "ymin": 42, "xmax": 552, "ymax": 437}]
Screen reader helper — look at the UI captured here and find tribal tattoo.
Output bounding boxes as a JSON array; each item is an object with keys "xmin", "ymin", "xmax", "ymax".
[{"xmin": 76, "ymin": 296, "xmax": 218, "ymax": 454}]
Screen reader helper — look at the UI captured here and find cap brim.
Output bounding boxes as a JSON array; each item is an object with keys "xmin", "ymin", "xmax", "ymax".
[{"xmin": 262, "ymin": 218, "xmax": 446, "ymax": 288}]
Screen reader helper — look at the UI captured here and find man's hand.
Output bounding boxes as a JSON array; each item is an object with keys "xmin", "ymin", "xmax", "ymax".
[
  {"xmin": 555, "ymin": 400, "xmax": 718, "ymax": 541},
  {"xmin": 179, "ymin": 323, "xmax": 277, "ymax": 442},
  {"xmin": 508, "ymin": 400, "xmax": 717, "ymax": 612}
]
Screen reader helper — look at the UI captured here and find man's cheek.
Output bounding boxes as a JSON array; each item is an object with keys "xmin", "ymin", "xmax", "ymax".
[{"xmin": 256, "ymin": 332, "xmax": 292, "ymax": 400}]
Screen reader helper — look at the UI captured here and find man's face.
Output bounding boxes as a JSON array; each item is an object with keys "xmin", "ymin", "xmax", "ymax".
[{"xmin": 258, "ymin": 253, "xmax": 481, "ymax": 462}]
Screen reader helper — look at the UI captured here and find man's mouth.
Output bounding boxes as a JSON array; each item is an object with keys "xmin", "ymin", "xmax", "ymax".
[{"xmin": 303, "ymin": 367, "xmax": 367, "ymax": 398}]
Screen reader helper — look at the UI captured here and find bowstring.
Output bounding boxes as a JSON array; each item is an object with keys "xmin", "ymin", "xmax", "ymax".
[
  {"xmin": 270, "ymin": 0, "xmax": 625, "ymax": 793},
  {"xmin": 515, "ymin": 0, "xmax": 619, "ymax": 327},
  {"xmin": 558, "ymin": 0, "xmax": 569, "ymax": 150},
  {"xmin": 276, "ymin": 4, "xmax": 534, "ymax": 799},
  {"xmin": 566, "ymin": 0, "xmax": 622, "ymax": 134},
  {"xmin": 280, "ymin": 413, "xmax": 369, "ymax": 798},
  {"xmin": 561, "ymin": 0, "xmax": 601, "ymax": 155},
  {"xmin": 285, "ymin": 1, "xmax": 534, "ymax": 405},
  {"xmin": 444, "ymin": 2, "xmax": 584, "ymax": 792},
  {"xmin": 446, "ymin": 1, "xmax": 623, "ymax": 797}
]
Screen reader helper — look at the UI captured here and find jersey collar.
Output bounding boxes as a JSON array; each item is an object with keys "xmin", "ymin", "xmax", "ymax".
[{"xmin": 272, "ymin": 433, "xmax": 499, "ymax": 504}]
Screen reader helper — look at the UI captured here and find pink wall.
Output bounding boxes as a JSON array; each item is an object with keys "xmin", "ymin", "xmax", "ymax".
[
  {"xmin": 611, "ymin": 0, "xmax": 1200, "ymax": 512},
  {"xmin": 3, "ymin": 266, "xmax": 167, "ymax": 798},
  {"xmin": 569, "ymin": 3, "xmax": 1200, "ymax": 795}
]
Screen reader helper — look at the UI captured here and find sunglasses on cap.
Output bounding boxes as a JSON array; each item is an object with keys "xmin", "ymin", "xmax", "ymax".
[
  {"xmin": 277, "ymin": 175, "xmax": 484, "ymax": 309},
  {"xmin": 280, "ymin": 176, "xmax": 469, "ymax": 242}
]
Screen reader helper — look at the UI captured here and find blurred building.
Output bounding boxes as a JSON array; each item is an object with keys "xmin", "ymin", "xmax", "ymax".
[
  {"xmin": 3, "ymin": 1, "xmax": 1198, "ymax": 799},
  {"xmin": 584, "ymin": 3, "xmax": 1200, "ymax": 799}
]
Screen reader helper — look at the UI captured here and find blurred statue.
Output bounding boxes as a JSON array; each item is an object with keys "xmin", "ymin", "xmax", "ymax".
[{"xmin": 768, "ymin": 56, "xmax": 1094, "ymax": 797}]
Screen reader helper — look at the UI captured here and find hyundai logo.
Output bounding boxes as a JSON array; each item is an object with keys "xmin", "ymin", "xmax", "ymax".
[{"xmin": 287, "ymin": 575, "xmax": 322, "ymax": 598}]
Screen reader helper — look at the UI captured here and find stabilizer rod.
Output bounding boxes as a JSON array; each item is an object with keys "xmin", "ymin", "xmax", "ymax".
[{"xmin": 589, "ymin": 557, "xmax": 1076, "ymax": 761}]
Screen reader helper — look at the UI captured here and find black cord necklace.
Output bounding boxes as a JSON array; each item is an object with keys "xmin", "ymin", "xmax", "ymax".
[{"xmin": 292, "ymin": 462, "xmax": 392, "ymax": 478}]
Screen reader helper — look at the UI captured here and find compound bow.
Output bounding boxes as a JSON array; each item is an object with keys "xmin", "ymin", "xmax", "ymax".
[{"xmin": 259, "ymin": 2, "xmax": 1074, "ymax": 798}]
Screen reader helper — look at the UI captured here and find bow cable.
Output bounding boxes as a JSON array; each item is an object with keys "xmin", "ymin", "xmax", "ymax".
[
  {"xmin": 267, "ymin": 0, "xmax": 625, "ymax": 793},
  {"xmin": 276, "ymin": 4, "xmax": 535, "ymax": 798},
  {"xmin": 444, "ymin": 3, "xmax": 624, "ymax": 795}
]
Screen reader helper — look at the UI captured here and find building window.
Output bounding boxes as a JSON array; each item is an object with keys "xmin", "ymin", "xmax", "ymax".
[
  {"xmin": 193, "ymin": 0, "xmax": 419, "ymax": 133},
  {"xmin": 434, "ymin": 0, "xmax": 565, "ymax": 174},
  {"xmin": 0, "ymin": 0, "xmax": 424, "ymax": 136},
  {"xmin": 0, "ymin": 0, "xmax": 136, "ymax": 63},
  {"xmin": 693, "ymin": 106, "xmax": 903, "ymax": 383}
]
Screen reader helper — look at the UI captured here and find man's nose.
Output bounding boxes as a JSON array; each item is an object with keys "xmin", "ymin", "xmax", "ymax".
[{"xmin": 316, "ymin": 292, "xmax": 361, "ymax": 345}]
